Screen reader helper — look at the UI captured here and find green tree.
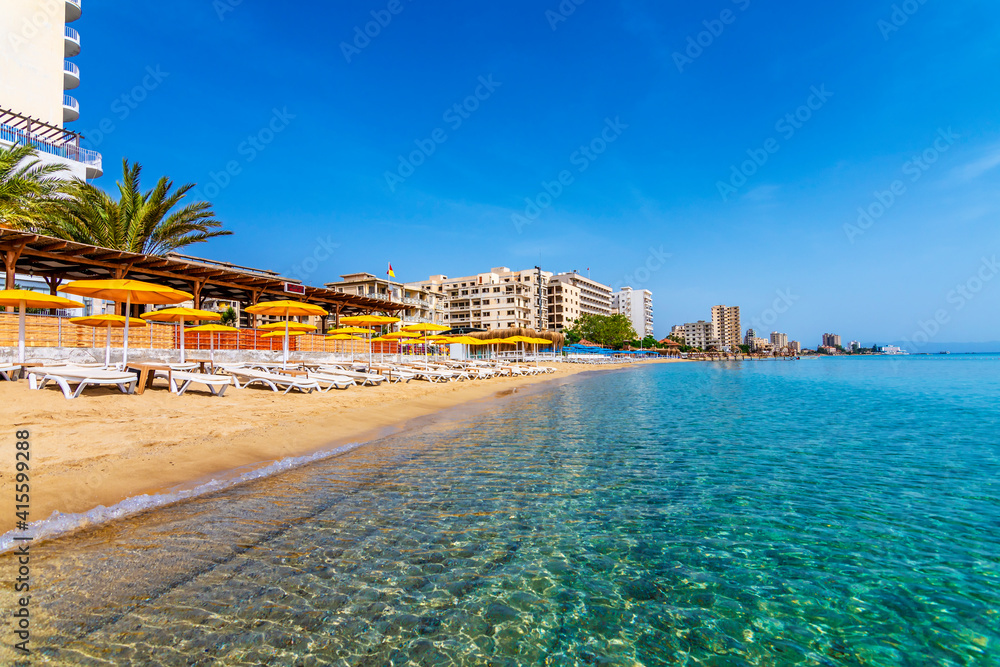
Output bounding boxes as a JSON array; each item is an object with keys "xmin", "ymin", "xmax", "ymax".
[
  {"xmin": 564, "ymin": 313, "xmax": 637, "ymax": 349},
  {"xmin": 0, "ymin": 144, "xmax": 71, "ymax": 230},
  {"xmin": 219, "ymin": 306, "xmax": 237, "ymax": 327},
  {"xmin": 38, "ymin": 159, "xmax": 231, "ymax": 254}
]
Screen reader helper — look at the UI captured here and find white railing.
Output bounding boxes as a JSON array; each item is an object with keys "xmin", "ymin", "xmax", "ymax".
[
  {"xmin": 0, "ymin": 123, "xmax": 101, "ymax": 172},
  {"xmin": 64, "ymin": 26, "xmax": 80, "ymax": 41},
  {"xmin": 66, "ymin": 0, "xmax": 81, "ymax": 8},
  {"xmin": 64, "ymin": 60, "xmax": 79, "ymax": 76},
  {"xmin": 63, "ymin": 94, "xmax": 79, "ymax": 111}
]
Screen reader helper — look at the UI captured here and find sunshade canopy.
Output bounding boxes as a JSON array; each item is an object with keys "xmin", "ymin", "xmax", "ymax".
[
  {"xmin": 326, "ymin": 333, "xmax": 364, "ymax": 340},
  {"xmin": 327, "ymin": 326, "xmax": 374, "ymax": 335},
  {"xmin": 69, "ymin": 314, "xmax": 145, "ymax": 328},
  {"xmin": 61, "ymin": 279, "xmax": 193, "ymax": 305},
  {"xmin": 258, "ymin": 322, "xmax": 317, "ymax": 331},
  {"xmin": 185, "ymin": 323, "xmax": 239, "ymax": 333},
  {"xmin": 245, "ymin": 300, "xmax": 328, "ymax": 317},
  {"xmin": 262, "ymin": 330, "xmax": 306, "ymax": 338},
  {"xmin": 381, "ymin": 331, "xmax": 422, "ymax": 339},
  {"xmin": 0, "ymin": 289, "xmax": 84, "ymax": 310},
  {"xmin": 401, "ymin": 323, "xmax": 450, "ymax": 332},
  {"xmin": 140, "ymin": 307, "xmax": 221, "ymax": 323},
  {"xmin": 340, "ymin": 315, "xmax": 399, "ymax": 325}
]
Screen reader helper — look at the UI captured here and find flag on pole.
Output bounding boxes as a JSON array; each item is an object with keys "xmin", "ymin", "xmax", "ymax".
[{"xmin": 387, "ymin": 262, "xmax": 395, "ymax": 278}]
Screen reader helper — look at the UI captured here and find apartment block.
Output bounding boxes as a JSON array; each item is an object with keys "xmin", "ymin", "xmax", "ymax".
[
  {"xmin": 788, "ymin": 341, "xmax": 801, "ymax": 354},
  {"xmin": 770, "ymin": 332, "xmax": 788, "ymax": 349},
  {"xmin": 547, "ymin": 271, "xmax": 612, "ymax": 331},
  {"xmin": 822, "ymin": 333, "xmax": 842, "ymax": 348},
  {"xmin": 411, "ymin": 266, "xmax": 551, "ymax": 331},
  {"xmin": 0, "ymin": 0, "xmax": 102, "ymax": 178},
  {"xmin": 670, "ymin": 321, "xmax": 717, "ymax": 349},
  {"xmin": 613, "ymin": 286, "xmax": 654, "ymax": 338},
  {"xmin": 710, "ymin": 305, "xmax": 741, "ymax": 350},
  {"xmin": 326, "ymin": 273, "xmax": 444, "ymax": 325}
]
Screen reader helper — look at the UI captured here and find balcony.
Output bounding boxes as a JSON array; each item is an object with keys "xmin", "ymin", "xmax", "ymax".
[
  {"xmin": 63, "ymin": 60, "xmax": 80, "ymax": 89},
  {"xmin": 65, "ymin": 0, "xmax": 81, "ymax": 22},
  {"xmin": 62, "ymin": 94, "xmax": 79, "ymax": 122},
  {"xmin": 0, "ymin": 115, "xmax": 102, "ymax": 178},
  {"xmin": 64, "ymin": 26, "xmax": 80, "ymax": 57}
]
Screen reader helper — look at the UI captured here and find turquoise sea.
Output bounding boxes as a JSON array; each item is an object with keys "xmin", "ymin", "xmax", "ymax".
[{"xmin": 5, "ymin": 356, "xmax": 1000, "ymax": 665}]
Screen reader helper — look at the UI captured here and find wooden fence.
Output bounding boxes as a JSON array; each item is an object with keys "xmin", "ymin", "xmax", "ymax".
[{"xmin": 0, "ymin": 313, "xmax": 387, "ymax": 355}]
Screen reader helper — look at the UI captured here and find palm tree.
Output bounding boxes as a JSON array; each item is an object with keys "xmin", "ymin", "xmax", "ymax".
[
  {"xmin": 38, "ymin": 159, "xmax": 232, "ymax": 254},
  {"xmin": 0, "ymin": 144, "xmax": 72, "ymax": 230}
]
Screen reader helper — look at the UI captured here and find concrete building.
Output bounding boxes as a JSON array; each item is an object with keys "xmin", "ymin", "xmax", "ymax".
[
  {"xmin": 752, "ymin": 337, "xmax": 772, "ymax": 353},
  {"xmin": 788, "ymin": 340, "xmax": 801, "ymax": 354},
  {"xmin": 412, "ymin": 266, "xmax": 551, "ymax": 331},
  {"xmin": 744, "ymin": 328, "xmax": 757, "ymax": 347},
  {"xmin": 822, "ymin": 333, "xmax": 842, "ymax": 349},
  {"xmin": 711, "ymin": 305, "xmax": 741, "ymax": 350},
  {"xmin": 0, "ymin": 0, "xmax": 102, "ymax": 179},
  {"xmin": 849, "ymin": 340, "xmax": 861, "ymax": 353},
  {"xmin": 613, "ymin": 286, "xmax": 654, "ymax": 338},
  {"xmin": 671, "ymin": 321, "xmax": 717, "ymax": 349},
  {"xmin": 770, "ymin": 332, "xmax": 788, "ymax": 350},
  {"xmin": 327, "ymin": 273, "xmax": 444, "ymax": 326},
  {"xmin": 547, "ymin": 271, "xmax": 612, "ymax": 331}
]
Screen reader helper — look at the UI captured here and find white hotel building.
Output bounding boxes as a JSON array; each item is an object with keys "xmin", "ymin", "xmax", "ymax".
[
  {"xmin": 0, "ymin": 0, "xmax": 102, "ymax": 179},
  {"xmin": 612, "ymin": 286, "xmax": 654, "ymax": 338}
]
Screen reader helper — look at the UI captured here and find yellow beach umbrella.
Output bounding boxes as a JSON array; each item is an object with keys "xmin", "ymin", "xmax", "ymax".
[
  {"xmin": 185, "ymin": 323, "xmax": 239, "ymax": 365},
  {"xmin": 327, "ymin": 326, "xmax": 372, "ymax": 335},
  {"xmin": 69, "ymin": 314, "xmax": 146, "ymax": 367},
  {"xmin": 62, "ymin": 279, "xmax": 193, "ymax": 366},
  {"xmin": 262, "ymin": 330, "xmax": 306, "ymax": 337},
  {"xmin": 337, "ymin": 315, "xmax": 400, "ymax": 366},
  {"xmin": 402, "ymin": 322, "xmax": 450, "ymax": 358},
  {"xmin": 259, "ymin": 321, "xmax": 317, "ymax": 331},
  {"xmin": 0, "ymin": 289, "xmax": 84, "ymax": 363},
  {"xmin": 140, "ymin": 307, "xmax": 222, "ymax": 363},
  {"xmin": 245, "ymin": 300, "xmax": 327, "ymax": 368}
]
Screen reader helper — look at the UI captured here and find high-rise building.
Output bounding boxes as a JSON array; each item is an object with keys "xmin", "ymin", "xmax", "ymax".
[
  {"xmin": 849, "ymin": 340, "xmax": 861, "ymax": 352},
  {"xmin": 822, "ymin": 333, "xmax": 842, "ymax": 349},
  {"xmin": 770, "ymin": 332, "xmax": 788, "ymax": 349},
  {"xmin": 788, "ymin": 341, "xmax": 801, "ymax": 354},
  {"xmin": 744, "ymin": 328, "xmax": 757, "ymax": 346},
  {"xmin": 547, "ymin": 271, "xmax": 612, "ymax": 331},
  {"xmin": 710, "ymin": 305, "xmax": 741, "ymax": 350},
  {"xmin": 613, "ymin": 286, "xmax": 653, "ymax": 338},
  {"xmin": 0, "ymin": 0, "xmax": 102, "ymax": 179},
  {"xmin": 412, "ymin": 266, "xmax": 551, "ymax": 331}
]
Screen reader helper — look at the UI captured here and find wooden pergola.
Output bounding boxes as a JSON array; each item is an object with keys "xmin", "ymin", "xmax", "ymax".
[{"xmin": 0, "ymin": 228, "xmax": 402, "ymax": 326}]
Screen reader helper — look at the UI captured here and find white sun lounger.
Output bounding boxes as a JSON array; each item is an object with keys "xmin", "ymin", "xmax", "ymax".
[
  {"xmin": 306, "ymin": 371, "xmax": 357, "ymax": 392},
  {"xmin": 224, "ymin": 369, "xmax": 321, "ymax": 394},
  {"xmin": 27, "ymin": 366, "xmax": 139, "ymax": 399},
  {"xmin": 1, "ymin": 364, "xmax": 20, "ymax": 381},
  {"xmin": 156, "ymin": 370, "xmax": 232, "ymax": 397},
  {"xmin": 317, "ymin": 366, "xmax": 387, "ymax": 386}
]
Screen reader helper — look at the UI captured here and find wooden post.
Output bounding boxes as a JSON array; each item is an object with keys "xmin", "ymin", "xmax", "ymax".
[
  {"xmin": 3, "ymin": 244, "xmax": 26, "ymax": 312},
  {"xmin": 191, "ymin": 280, "xmax": 203, "ymax": 310}
]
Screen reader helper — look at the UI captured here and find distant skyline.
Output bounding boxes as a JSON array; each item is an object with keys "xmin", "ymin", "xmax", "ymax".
[{"xmin": 68, "ymin": 0, "xmax": 1000, "ymax": 344}]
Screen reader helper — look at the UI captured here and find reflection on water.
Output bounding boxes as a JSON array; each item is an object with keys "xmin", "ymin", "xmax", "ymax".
[{"xmin": 3, "ymin": 358, "xmax": 1000, "ymax": 665}]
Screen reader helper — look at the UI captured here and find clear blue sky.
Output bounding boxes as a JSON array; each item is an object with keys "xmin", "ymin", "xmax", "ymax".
[{"xmin": 72, "ymin": 0, "xmax": 1000, "ymax": 346}]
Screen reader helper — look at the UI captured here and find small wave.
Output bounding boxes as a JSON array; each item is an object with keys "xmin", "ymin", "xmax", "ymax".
[{"xmin": 0, "ymin": 441, "xmax": 366, "ymax": 554}]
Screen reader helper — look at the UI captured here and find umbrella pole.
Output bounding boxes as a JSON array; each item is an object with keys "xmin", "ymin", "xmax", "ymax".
[
  {"xmin": 122, "ymin": 295, "xmax": 131, "ymax": 367},
  {"xmin": 17, "ymin": 300, "xmax": 25, "ymax": 364},
  {"xmin": 179, "ymin": 321, "xmax": 186, "ymax": 363},
  {"xmin": 283, "ymin": 317, "xmax": 289, "ymax": 369}
]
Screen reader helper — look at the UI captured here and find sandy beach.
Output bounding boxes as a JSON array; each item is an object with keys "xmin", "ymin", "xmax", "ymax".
[{"xmin": 0, "ymin": 360, "xmax": 679, "ymax": 535}]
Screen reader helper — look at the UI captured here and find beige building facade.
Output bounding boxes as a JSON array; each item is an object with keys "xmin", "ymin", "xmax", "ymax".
[
  {"xmin": 711, "ymin": 305, "xmax": 741, "ymax": 350},
  {"xmin": 411, "ymin": 266, "xmax": 551, "ymax": 331},
  {"xmin": 327, "ymin": 273, "xmax": 444, "ymax": 326}
]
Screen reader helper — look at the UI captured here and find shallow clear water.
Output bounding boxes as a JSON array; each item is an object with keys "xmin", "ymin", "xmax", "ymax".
[{"xmin": 3, "ymin": 357, "xmax": 1000, "ymax": 665}]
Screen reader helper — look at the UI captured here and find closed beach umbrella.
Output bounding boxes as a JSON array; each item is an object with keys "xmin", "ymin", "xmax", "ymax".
[
  {"xmin": 0, "ymin": 289, "xmax": 84, "ymax": 363},
  {"xmin": 61, "ymin": 279, "xmax": 193, "ymax": 367},
  {"xmin": 140, "ymin": 307, "xmax": 222, "ymax": 363},
  {"xmin": 245, "ymin": 300, "xmax": 327, "ymax": 368},
  {"xmin": 185, "ymin": 323, "xmax": 239, "ymax": 366},
  {"xmin": 69, "ymin": 314, "xmax": 146, "ymax": 368}
]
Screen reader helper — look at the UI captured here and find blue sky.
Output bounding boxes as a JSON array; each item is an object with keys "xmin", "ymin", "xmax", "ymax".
[{"xmin": 72, "ymin": 0, "xmax": 1000, "ymax": 346}]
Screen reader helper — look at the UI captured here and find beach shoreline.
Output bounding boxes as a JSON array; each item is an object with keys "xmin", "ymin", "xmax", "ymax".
[{"xmin": 1, "ymin": 360, "xmax": 681, "ymax": 536}]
